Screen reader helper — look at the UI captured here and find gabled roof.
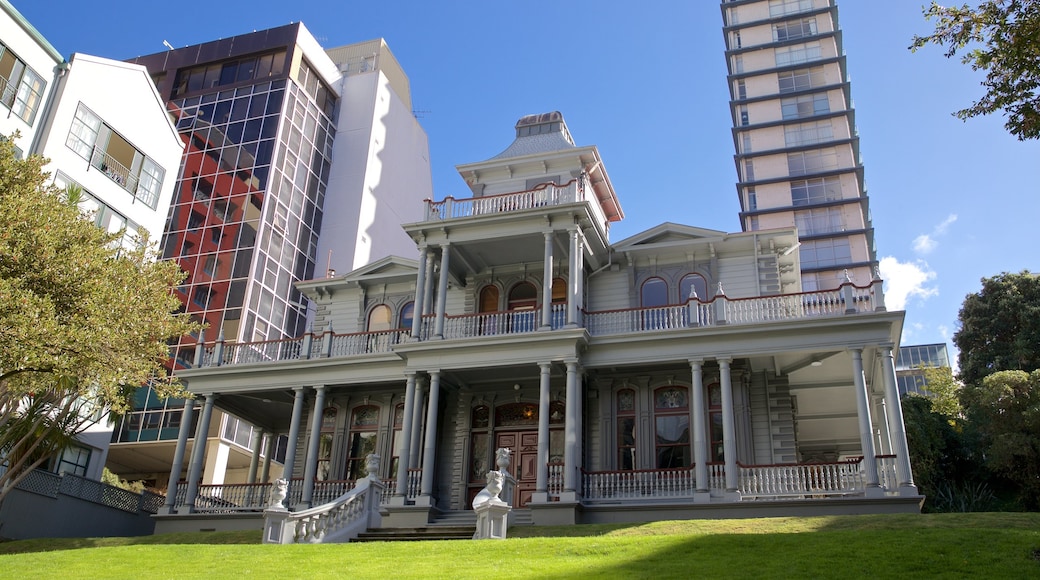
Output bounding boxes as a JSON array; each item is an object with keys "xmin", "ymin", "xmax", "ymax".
[
  {"xmin": 613, "ymin": 222, "xmax": 729, "ymax": 251},
  {"xmin": 341, "ymin": 255, "xmax": 419, "ymax": 282}
]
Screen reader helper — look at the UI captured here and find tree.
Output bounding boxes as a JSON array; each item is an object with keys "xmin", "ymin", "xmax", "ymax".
[
  {"xmin": 920, "ymin": 365, "xmax": 963, "ymax": 417},
  {"xmin": 0, "ymin": 137, "xmax": 198, "ymax": 506},
  {"xmin": 959, "ymin": 370, "xmax": 1040, "ymax": 509},
  {"xmin": 910, "ymin": 1, "xmax": 1040, "ymax": 140},
  {"xmin": 953, "ymin": 271, "xmax": 1040, "ymax": 386}
]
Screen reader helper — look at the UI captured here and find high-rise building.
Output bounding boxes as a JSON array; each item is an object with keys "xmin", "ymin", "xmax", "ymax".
[
  {"xmin": 721, "ymin": 0, "xmax": 876, "ymax": 290},
  {"xmin": 108, "ymin": 25, "xmax": 432, "ymax": 491}
]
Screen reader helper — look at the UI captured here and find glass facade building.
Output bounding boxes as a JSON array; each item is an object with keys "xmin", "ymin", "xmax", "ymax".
[
  {"xmin": 896, "ymin": 343, "xmax": 951, "ymax": 397},
  {"xmin": 131, "ymin": 25, "xmax": 338, "ymax": 366}
]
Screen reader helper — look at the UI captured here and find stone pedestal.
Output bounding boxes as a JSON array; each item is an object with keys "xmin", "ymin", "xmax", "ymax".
[{"xmin": 473, "ymin": 499, "xmax": 511, "ymax": 540}]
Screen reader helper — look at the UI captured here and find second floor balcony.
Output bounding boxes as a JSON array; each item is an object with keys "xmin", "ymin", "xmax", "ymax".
[{"xmin": 186, "ymin": 280, "xmax": 885, "ymax": 370}]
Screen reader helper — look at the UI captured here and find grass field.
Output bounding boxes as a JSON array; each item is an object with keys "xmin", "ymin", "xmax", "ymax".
[{"xmin": 1, "ymin": 513, "xmax": 1037, "ymax": 579}]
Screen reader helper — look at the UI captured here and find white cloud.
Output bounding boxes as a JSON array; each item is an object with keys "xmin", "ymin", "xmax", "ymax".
[
  {"xmin": 938, "ymin": 324, "xmax": 951, "ymax": 341},
  {"xmin": 879, "ymin": 256, "xmax": 938, "ymax": 310},
  {"xmin": 934, "ymin": 214, "xmax": 958, "ymax": 235},
  {"xmin": 912, "ymin": 234, "xmax": 937, "ymax": 254},
  {"xmin": 912, "ymin": 214, "xmax": 958, "ymax": 255}
]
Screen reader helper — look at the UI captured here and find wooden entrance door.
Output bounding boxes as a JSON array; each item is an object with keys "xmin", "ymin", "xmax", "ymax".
[{"xmin": 496, "ymin": 431, "xmax": 538, "ymax": 507}]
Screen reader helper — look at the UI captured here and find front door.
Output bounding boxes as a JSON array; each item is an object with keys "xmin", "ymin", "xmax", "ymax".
[{"xmin": 496, "ymin": 431, "xmax": 538, "ymax": 507}]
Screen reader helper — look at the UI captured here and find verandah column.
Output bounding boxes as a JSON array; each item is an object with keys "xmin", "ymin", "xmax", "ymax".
[
  {"xmin": 183, "ymin": 393, "xmax": 217, "ymax": 513},
  {"xmin": 533, "ymin": 362, "xmax": 552, "ymax": 501},
  {"xmin": 301, "ymin": 385, "xmax": 327, "ymax": 507},
  {"xmin": 880, "ymin": 346, "xmax": 917, "ymax": 492},
  {"xmin": 718, "ymin": 359, "xmax": 739, "ymax": 493},
  {"xmin": 409, "ymin": 378, "xmax": 426, "ymax": 469},
  {"xmin": 541, "ymin": 232, "xmax": 554, "ymax": 329},
  {"xmin": 246, "ymin": 429, "xmax": 263, "ymax": 484},
  {"xmin": 260, "ymin": 432, "xmax": 275, "ymax": 483},
  {"xmin": 393, "ymin": 372, "xmax": 418, "ymax": 502},
  {"xmin": 566, "ymin": 229, "xmax": 579, "ymax": 327},
  {"xmin": 433, "ymin": 246, "xmax": 451, "ymax": 339},
  {"xmin": 850, "ymin": 348, "xmax": 881, "ymax": 490},
  {"xmin": 689, "ymin": 360, "xmax": 709, "ymax": 496},
  {"xmin": 281, "ymin": 387, "xmax": 307, "ymax": 502},
  {"xmin": 162, "ymin": 397, "xmax": 195, "ymax": 514},
  {"xmin": 411, "ymin": 248, "xmax": 429, "ymax": 339},
  {"xmin": 418, "ymin": 371, "xmax": 442, "ymax": 505},
  {"xmin": 562, "ymin": 360, "xmax": 581, "ymax": 499}
]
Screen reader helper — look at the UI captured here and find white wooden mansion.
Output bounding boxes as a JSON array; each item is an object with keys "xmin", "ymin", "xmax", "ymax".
[{"xmin": 158, "ymin": 112, "xmax": 920, "ymax": 534}]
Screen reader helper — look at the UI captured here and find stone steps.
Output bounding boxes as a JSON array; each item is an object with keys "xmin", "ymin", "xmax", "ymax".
[{"xmin": 354, "ymin": 526, "xmax": 474, "ymax": 542}]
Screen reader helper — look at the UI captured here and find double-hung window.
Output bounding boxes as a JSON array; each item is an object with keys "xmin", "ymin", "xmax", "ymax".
[{"xmin": 0, "ymin": 44, "xmax": 46, "ymax": 124}]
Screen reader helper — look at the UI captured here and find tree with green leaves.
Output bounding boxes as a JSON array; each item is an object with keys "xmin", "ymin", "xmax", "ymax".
[
  {"xmin": 0, "ymin": 137, "xmax": 198, "ymax": 506},
  {"xmin": 911, "ymin": 1, "xmax": 1040, "ymax": 140},
  {"xmin": 953, "ymin": 271, "xmax": 1040, "ymax": 386},
  {"xmin": 959, "ymin": 370, "xmax": 1040, "ymax": 509}
]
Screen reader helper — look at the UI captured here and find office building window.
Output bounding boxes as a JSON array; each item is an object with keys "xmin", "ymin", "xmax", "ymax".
[
  {"xmin": 781, "ymin": 93, "xmax": 830, "ymax": 119},
  {"xmin": 776, "ymin": 42, "xmax": 822, "ymax": 67},
  {"xmin": 774, "ymin": 18, "xmax": 818, "ymax": 42},
  {"xmin": 795, "ymin": 207, "xmax": 845, "ymax": 236},
  {"xmin": 800, "ymin": 238, "xmax": 852, "ymax": 269},
  {"xmin": 769, "ymin": 0, "xmax": 814, "ymax": 18},
  {"xmin": 787, "ymin": 148, "xmax": 838, "ymax": 177},
  {"xmin": 784, "ymin": 120, "xmax": 833, "ymax": 147},
  {"xmin": 791, "ymin": 176, "xmax": 842, "ymax": 205},
  {"xmin": 736, "ymin": 79, "xmax": 747, "ymax": 100},
  {"xmin": 778, "ymin": 67, "xmax": 825, "ymax": 94}
]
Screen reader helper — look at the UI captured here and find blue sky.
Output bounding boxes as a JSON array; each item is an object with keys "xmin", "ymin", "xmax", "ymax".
[{"xmin": 19, "ymin": 1, "xmax": 1040, "ymax": 365}]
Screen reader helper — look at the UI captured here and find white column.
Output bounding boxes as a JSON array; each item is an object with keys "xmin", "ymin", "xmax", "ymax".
[
  {"xmin": 411, "ymin": 248, "xmax": 429, "ymax": 339},
  {"xmin": 423, "ymin": 254, "xmax": 436, "ymax": 316},
  {"xmin": 719, "ymin": 359, "xmax": 739, "ymax": 492},
  {"xmin": 534, "ymin": 363, "xmax": 552, "ymax": 499},
  {"xmin": 433, "ymin": 246, "xmax": 451, "ymax": 339},
  {"xmin": 419, "ymin": 371, "xmax": 442, "ymax": 502},
  {"xmin": 301, "ymin": 385, "xmax": 327, "ymax": 507},
  {"xmin": 690, "ymin": 360, "xmax": 709, "ymax": 494},
  {"xmin": 541, "ymin": 232, "xmax": 554, "ymax": 329},
  {"xmin": 162, "ymin": 397, "xmax": 195, "ymax": 513},
  {"xmin": 873, "ymin": 395, "xmax": 893, "ymax": 455},
  {"xmin": 880, "ymin": 346, "xmax": 916, "ymax": 491},
  {"xmin": 282, "ymin": 387, "xmax": 307, "ymax": 486},
  {"xmin": 851, "ymin": 349, "xmax": 881, "ymax": 488},
  {"xmin": 566, "ymin": 229, "xmax": 579, "ymax": 326},
  {"xmin": 409, "ymin": 379, "xmax": 426, "ymax": 468},
  {"xmin": 394, "ymin": 373, "xmax": 418, "ymax": 501},
  {"xmin": 184, "ymin": 393, "xmax": 217, "ymax": 512},
  {"xmin": 260, "ymin": 432, "xmax": 275, "ymax": 483},
  {"xmin": 246, "ymin": 429, "xmax": 263, "ymax": 484},
  {"xmin": 575, "ymin": 232, "xmax": 585, "ymax": 317},
  {"xmin": 562, "ymin": 361, "xmax": 580, "ymax": 496}
]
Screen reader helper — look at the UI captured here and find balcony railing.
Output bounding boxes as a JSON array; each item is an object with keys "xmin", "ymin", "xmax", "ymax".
[
  {"xmin": 172, "ymin": 471, "xmax": 421, "ymax": 513},
  {"xmin": 582, "ymin": 457, "xmax": 873, "ymax": 503},
  {"xmin": 188, "ymin": 282, "xmax": 883, "ymax": 369},
  {"xmin": 90, "ymin": 147, "xmax": 139, "ymax": 194},
  {"xmin": 423, "ymin": 175, "xmax": 609, "ymax": 234}
]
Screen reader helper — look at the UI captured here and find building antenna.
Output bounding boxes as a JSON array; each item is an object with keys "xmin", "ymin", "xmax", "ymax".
[
  {"xmin": 326, "ymin": 250, "xmax": 335, "ymax": 278},
  {"xmin": 162, "ymin": 40, "xmax": 175, "ymax": 51}
]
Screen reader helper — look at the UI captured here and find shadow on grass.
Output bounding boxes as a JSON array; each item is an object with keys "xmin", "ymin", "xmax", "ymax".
[{"xmin": 0, "ymin": 529, "xmax": 263, "ymax": 555}]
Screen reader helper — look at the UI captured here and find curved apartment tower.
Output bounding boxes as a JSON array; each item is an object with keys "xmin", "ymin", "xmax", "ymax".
[{"xmin": 721, "ymin": 0, "xmax": 876, "ymax": 291}]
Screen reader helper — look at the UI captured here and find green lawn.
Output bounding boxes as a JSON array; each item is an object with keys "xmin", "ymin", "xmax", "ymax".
[{"xmin": 1, "ymin": 513, "xmax": 1037, "ymax": 579}]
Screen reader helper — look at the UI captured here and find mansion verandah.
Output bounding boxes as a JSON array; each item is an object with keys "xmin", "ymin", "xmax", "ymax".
[{"xmin": 156, "ymin": 113, "xmax": 920, "ymax": 533}]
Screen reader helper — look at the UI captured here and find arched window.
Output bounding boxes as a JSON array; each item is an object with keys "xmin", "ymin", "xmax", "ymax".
[
  {"xmin": 346, "ymin": 405, "xmax": 379, "ymax": 480},
  {"xmin": 680, "ymin": 273, "xmax": 708, "ymax": 301},
  {"xmin": 478, "ymin": 285, "xmax": 499, "ymax": 313},
  {"xmin": 640, "ymin": 277, "xmax": 668, "ymax": 307},
  {"xmin": 508, "ymin": 282, "xmax": 538, "ymax": 310},
  {"xmin": 617, "ymin": 389, "xmax": 636, "ymax": 470},
  {"xmin": 367, "ymin": 304, "xmax": 392, "ymax": 332},
  {"xmin": 654, "ymin": 386, "xmax": 690, "ymax": 469},
  {"xmin": 399, "ymin": 301, "xmax": 414, "ymax": 330}
]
